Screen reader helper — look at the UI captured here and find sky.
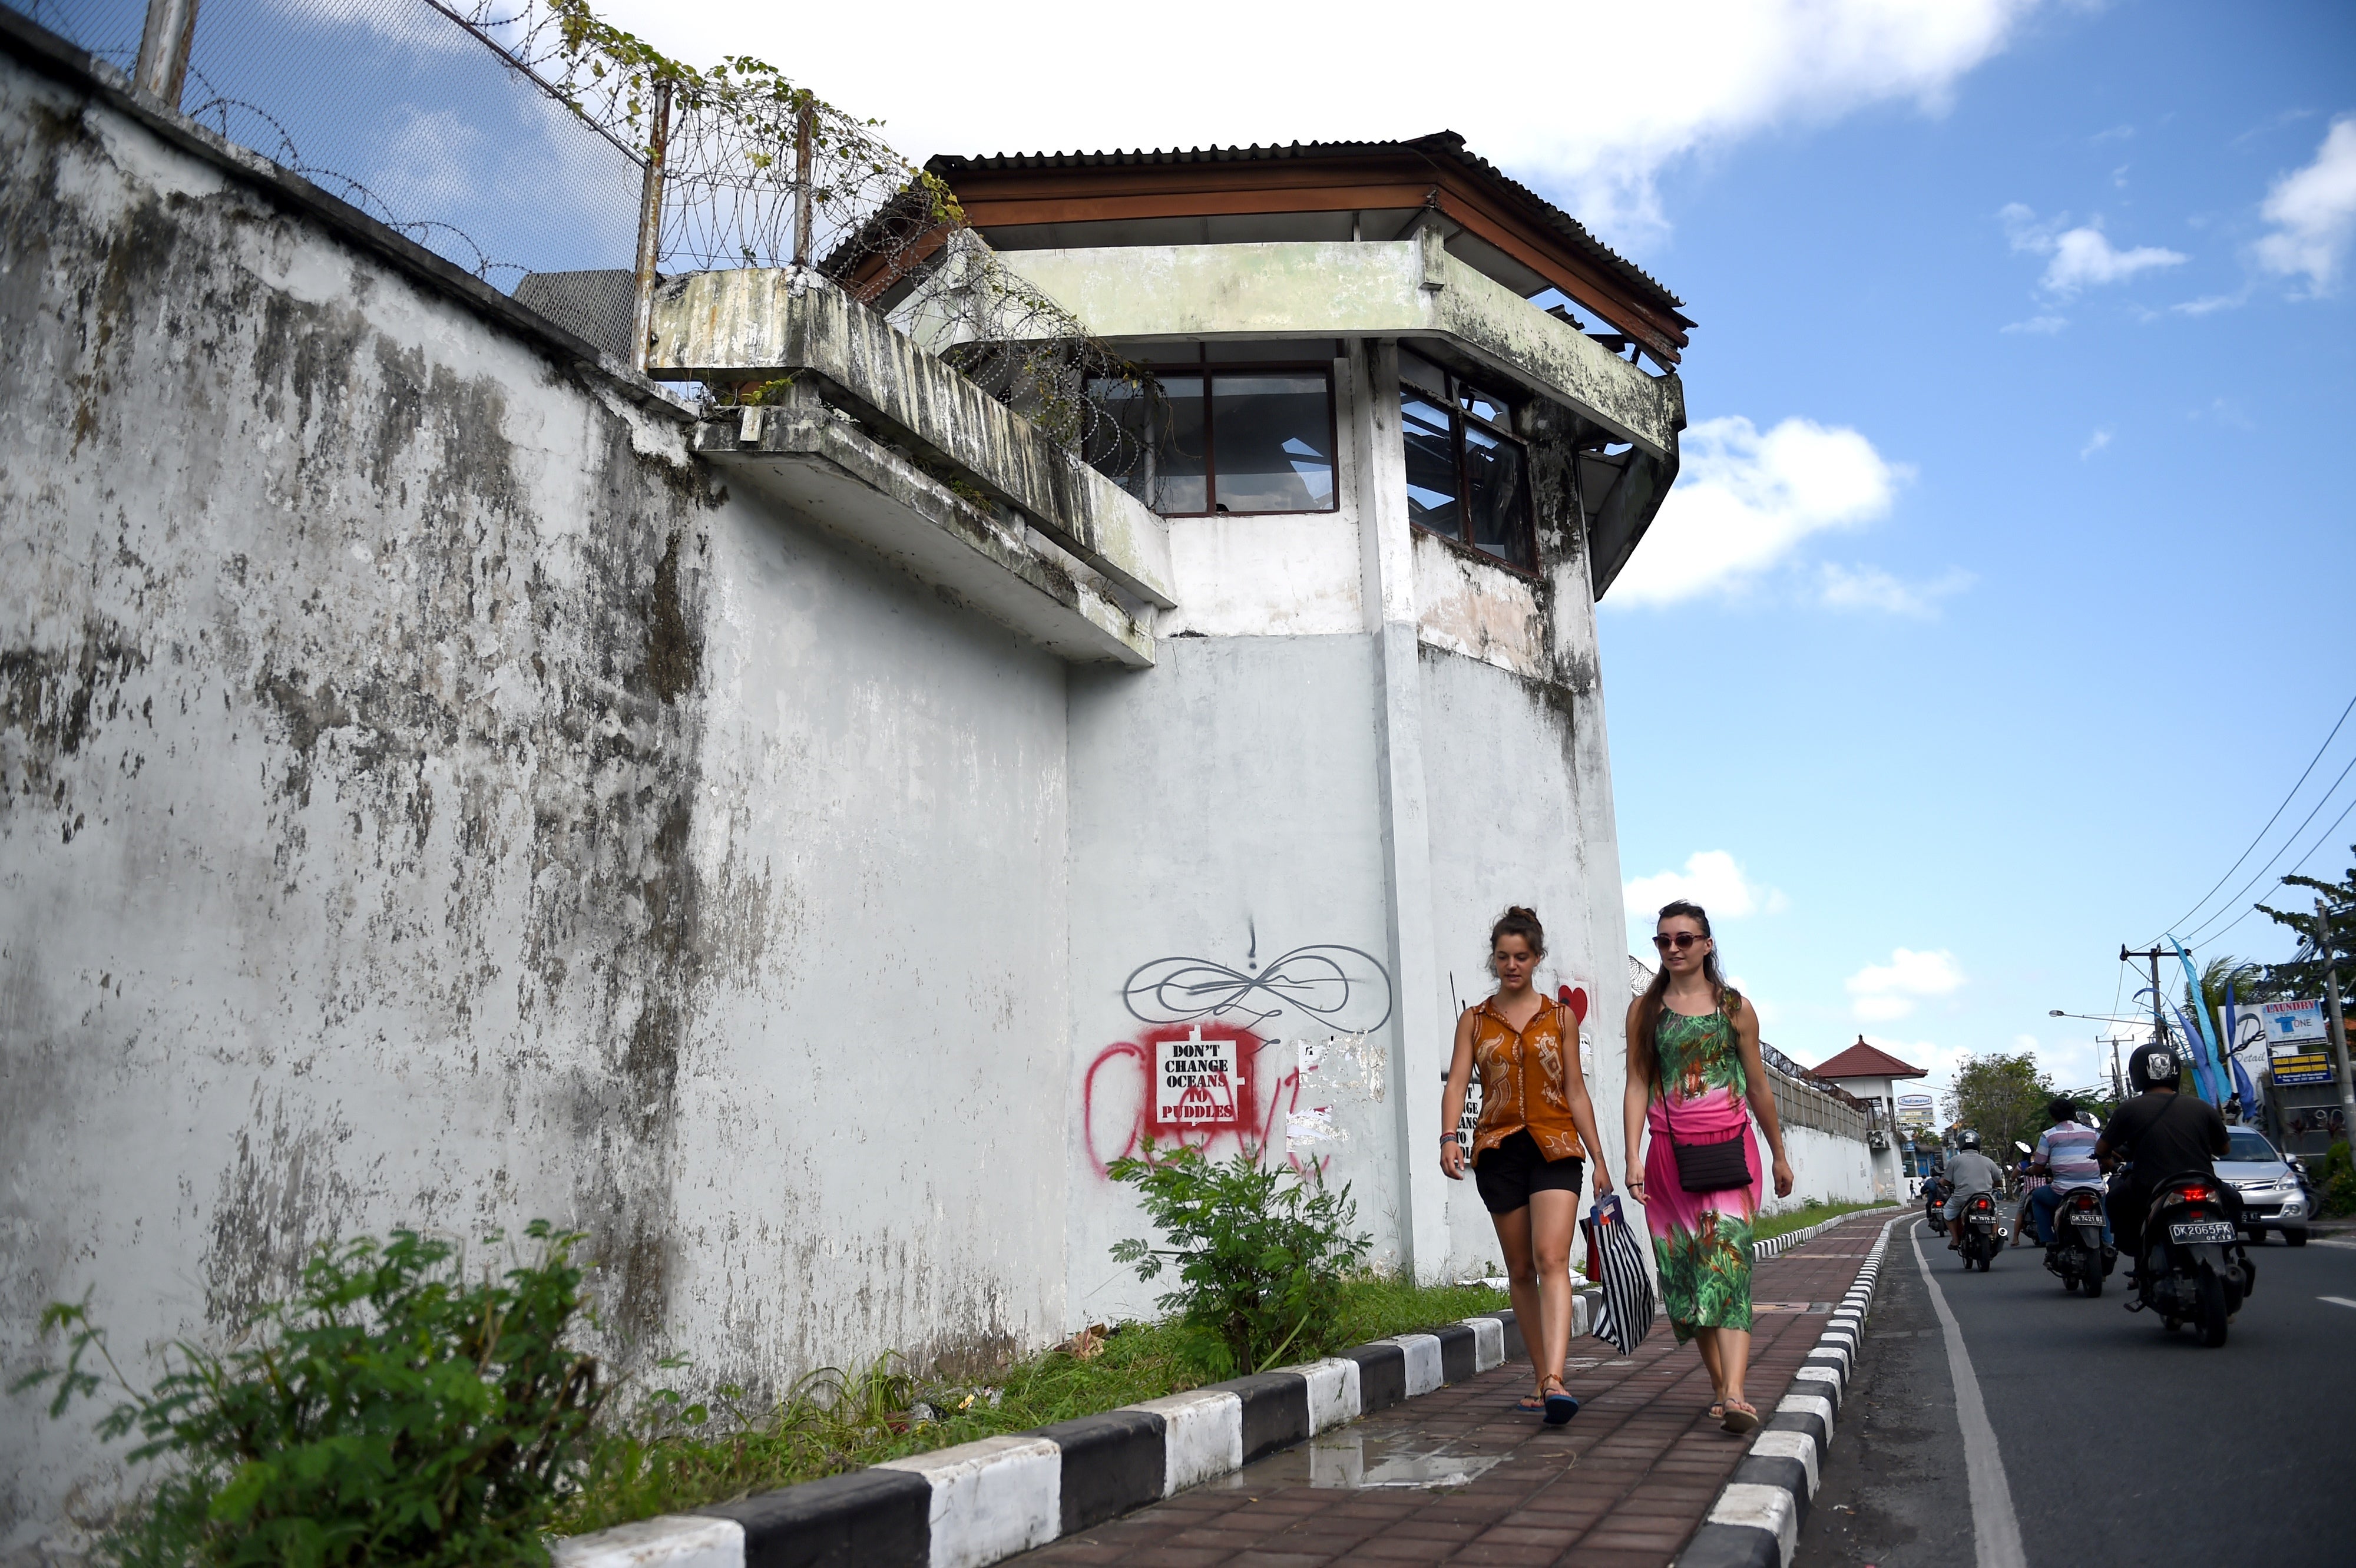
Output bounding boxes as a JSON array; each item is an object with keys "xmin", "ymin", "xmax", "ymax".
[
  {"xmin": 593, "ymin": 0, "xmax": 2356, "ymax": 1108},
  {"xmin": 75, "ymin": 0, "xmax": 2345, "ymax": 1109}
]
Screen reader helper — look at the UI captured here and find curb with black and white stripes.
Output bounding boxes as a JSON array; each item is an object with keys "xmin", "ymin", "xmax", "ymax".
[
  {"xmin": 554, "ymin": 1297, "xmax": 1596, "ymax": 1568},
  {"xmin": 1674, "ymin": 1209, "xmax": 1905, "ymax": 1568}
]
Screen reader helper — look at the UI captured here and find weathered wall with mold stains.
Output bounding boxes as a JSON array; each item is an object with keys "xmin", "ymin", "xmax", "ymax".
[{"xmin": 0, "ymin": 47, "xmax": 1074, "ymax": 1556}]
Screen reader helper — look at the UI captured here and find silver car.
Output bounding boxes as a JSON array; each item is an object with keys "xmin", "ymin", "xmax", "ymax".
[{"xmin": 2221, "ymin": 1127, "xmax": 2311, "ymax": 1245}]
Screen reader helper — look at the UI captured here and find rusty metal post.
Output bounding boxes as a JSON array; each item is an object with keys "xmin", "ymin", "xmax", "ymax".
[
  {"xmin": 629, "ymin": 79, "xmax": 673, "ymax": 375},
  {"xmin": 133, "ymin": 0, "xmax": 201, "ymax": 107},
  {"xmin": 792, "ymin": 98, "xmax": 814, "ymax": 270}
]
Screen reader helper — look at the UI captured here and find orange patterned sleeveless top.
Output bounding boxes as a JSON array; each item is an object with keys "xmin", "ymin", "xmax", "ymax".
[{"xmin": 1468, "ymin": 997, "xmax": 1586, "ymax": 1162}]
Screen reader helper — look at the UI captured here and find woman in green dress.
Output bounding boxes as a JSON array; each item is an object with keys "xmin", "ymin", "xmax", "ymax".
[{"xmin": 1621, "ymin": 899, "xmax": 1793, "ymax": 1434}]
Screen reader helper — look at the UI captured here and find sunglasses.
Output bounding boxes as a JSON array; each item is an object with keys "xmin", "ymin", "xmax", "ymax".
[{"xmin": 1652, "ymin": 932, "xmax": 1707, "ymax": 951}]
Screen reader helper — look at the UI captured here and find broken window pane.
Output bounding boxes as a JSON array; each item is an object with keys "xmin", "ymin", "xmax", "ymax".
[
  {"xmin": 1458, "ymin": 381, "xmax": 1511, "ymax": 431},
  {"xmin": 1462, "ymin": 422, "xmax": 1529, "ymax": 565},
  {"xmin": 1401, "ymin": 389, "xmax": 1459, "ymax": 535},
  {"xmin": 1210, "ymin": 373, "xmax": 1332, "ymax": 513}
]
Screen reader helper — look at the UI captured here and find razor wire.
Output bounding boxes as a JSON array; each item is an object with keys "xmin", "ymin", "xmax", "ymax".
[{"xmin": 16, "ymin": 0, "xmax": 1151, "ymax": 473}]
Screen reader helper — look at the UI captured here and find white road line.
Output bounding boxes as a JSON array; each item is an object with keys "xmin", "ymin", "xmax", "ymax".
[
  {"xmin": 1910, "ymin": 1222, "xmax": 2028, "ymax": 1568},
  {"xmin": 2321, "ymin": 1296, "xmax": 2356, "ymax": 1310}
]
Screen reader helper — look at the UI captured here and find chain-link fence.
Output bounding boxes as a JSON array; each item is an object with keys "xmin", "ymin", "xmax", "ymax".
[{"xmin": 19, "ymin": 0, "xmax": 1149, "ymax": 473}]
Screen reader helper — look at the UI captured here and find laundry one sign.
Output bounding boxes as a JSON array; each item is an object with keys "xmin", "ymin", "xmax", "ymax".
[{"xmin": 1156, "ymin": 1026, "xmax": 1244, "ymax": 1127}]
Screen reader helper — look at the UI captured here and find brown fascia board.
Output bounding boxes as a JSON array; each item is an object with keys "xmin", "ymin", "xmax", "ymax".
[{"xmin": 926, "ymin": 138, "xmax": 1694, "ymax": 364}]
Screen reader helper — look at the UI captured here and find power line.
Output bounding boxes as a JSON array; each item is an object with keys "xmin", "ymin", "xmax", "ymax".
[
  {"xmin": 2151, "ymin": 688, "xmax": 2355, "ymax": 940},
  {"xmin": 2174, "ymin": 748, "xmax": 2356, "ymax": 949},
  {"xmin": 2179, "ymin": 783, "xmax": 2356, "ymax": 950}
]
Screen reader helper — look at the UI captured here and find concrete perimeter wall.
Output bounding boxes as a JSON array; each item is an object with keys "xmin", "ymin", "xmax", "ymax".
[{"xmin": 0, "ymin": 41, "xmax": 1073, "ymax": 1551}]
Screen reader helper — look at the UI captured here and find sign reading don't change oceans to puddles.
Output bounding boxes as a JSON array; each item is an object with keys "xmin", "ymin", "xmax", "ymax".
[{"xmin": 1157, "ymin": 1024, "xmax": 1242, "ymax": 1126}]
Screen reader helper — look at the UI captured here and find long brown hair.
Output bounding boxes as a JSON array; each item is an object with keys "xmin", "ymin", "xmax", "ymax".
[{"xmin": 1632, "ymin": 899, "xmax": 1728, "ymax": 1087}]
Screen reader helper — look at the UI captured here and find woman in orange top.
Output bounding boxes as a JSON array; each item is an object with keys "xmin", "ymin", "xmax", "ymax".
[{"xmin": 1440, "ymin": 907, "xmax": 1614, "ymax": 1424}]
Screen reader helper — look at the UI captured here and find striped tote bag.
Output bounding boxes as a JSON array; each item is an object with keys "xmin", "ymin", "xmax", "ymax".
[{"xmin": 1585, "ymin": 1193, "xmax": 1655, "ymax": 1355}]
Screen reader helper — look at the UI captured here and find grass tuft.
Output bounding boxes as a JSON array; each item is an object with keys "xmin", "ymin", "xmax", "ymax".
[{"xmin": 1754, "ymin": 1197, "xmax": 1887, "ymax": 1243}]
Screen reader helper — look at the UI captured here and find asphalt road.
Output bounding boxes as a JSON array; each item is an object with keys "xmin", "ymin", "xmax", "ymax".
[{"xmin": 1803, "ymin": 1212, "xmax": 2356, "ymax": 1567}]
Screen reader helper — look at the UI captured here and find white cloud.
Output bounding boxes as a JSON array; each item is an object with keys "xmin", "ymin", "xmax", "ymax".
[
  {"xmin": 2079, "ymin": 427, "xmax": 2112, "ymax": 459},
  {"xmin": 1818, "ymin": 563, "xmax": 1973, "ymax": 617},
  {"xmin": 602, "ymin": 0, "xmax": 2043, "ymax": 244},
  {"xmin": 2255, "ymin": 114, "xmax": 2356, "ymax": 292},
  {"xmin": 2001, "ymin": 204, "xmax": 2188, "ymax": 296},
  {"xmin": 1609, "ymin": 416, "xmax": 1909, "ymax": 605},
  {"xmin": 2001, "ymin": 313, "xmax": 2069, "ymax": 335},
  {"xmin": 1625, "ymin": 850, "xmax": 1786, "ymax": 925},
  {"xmin": 1845, "ymin": 948, "xmax": 1964, "ymax": 1022}
]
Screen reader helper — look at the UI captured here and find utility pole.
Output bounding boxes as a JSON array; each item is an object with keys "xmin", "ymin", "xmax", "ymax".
[
  {"xmin": 2317, "ymin": 900, "xmax": 2356, "ymax": 1148},
  {"xmin": 2121, "ymin": 944, "xmax": 2173, "ymax": 1064}
]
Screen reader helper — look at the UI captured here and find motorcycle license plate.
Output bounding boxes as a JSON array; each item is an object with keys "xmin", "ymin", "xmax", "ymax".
[
  {"xmin": 2168, "ymin": 1220, "xmax": 2235, "ymax": 1244},
  {"xmin": 2072, "ymin": 1216, "xmax": 2104, "ymax": 1229}
]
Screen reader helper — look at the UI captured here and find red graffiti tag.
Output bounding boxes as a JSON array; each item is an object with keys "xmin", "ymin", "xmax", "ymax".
[{"xmin": 1083, "ymin": 1023, "xmax": 1308, "ymax": 1177}]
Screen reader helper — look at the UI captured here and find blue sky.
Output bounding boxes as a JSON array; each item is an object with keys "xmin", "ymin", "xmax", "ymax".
[
  {"xmin": 1596, "ymin": 0, "xmax": 2355, "ymax": 1099},
  {"xmin": 600, "ymin": 0, "xmax": 2356, "ymax": 1101},
  {"xmin": 71, "ymin": 0, "xmax": 2347, "ymax": 1104}
]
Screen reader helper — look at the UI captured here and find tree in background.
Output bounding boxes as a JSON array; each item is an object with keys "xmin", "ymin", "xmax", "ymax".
[
  {"xmin": 2256, "ymin": 846, "xmax": 2355, "ymax": 998},
  {"xmin": 1943, "ymin": 1051, "xmax": 2056, "ymax": 1161},
  {"xmin": 2185, "ymin": 954, "xmax": 2280, "ymax": 1025}
]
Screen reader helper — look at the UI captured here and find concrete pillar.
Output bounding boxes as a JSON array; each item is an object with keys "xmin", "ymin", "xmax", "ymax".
[{"xmin": 1352, "ymin": 338, "xmax": 1448, "ymax": 1278}]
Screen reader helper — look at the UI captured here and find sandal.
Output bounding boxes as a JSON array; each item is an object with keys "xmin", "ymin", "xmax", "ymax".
[
  {"xmin": 1720, "ymin": 1400, "xmax": 1759, "ymax": 1435},
  {"xmin": 1516, "ymin": 1391, "xmax": 1548, "ymax": 1413},
  {"xmin": 1541, "ymin": 1376, "xmax": 1580, "ymax": 1427},
  {"xmin": 1708, "ymin": 1400, "xmax": 1725, "ymax": 1423}
]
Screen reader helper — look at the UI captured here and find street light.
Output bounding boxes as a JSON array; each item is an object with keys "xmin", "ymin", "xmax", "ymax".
[{"xmin": 2049, "ymin": 1010, "xmax": 2152, "ymax": 1024}]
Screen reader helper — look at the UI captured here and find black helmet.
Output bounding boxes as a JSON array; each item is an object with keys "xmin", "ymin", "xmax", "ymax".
[
  {"xmin": 2129, "ymin": 1044, "xmax": 2182, "ymax": 1093},
  {"xmin": 1954, "ymin": 1128, "xmax": 1981, "ymax": 1152}
]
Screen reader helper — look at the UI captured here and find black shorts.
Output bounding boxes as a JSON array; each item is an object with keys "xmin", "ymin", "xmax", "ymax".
[{"xmin": 1473, "ymin": 1129, "xmax": 1584, "ymax": 1215}]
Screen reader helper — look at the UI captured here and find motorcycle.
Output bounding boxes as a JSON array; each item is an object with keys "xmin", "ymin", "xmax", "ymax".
[
  {"xmin": 2043, "ymin": 1187, "xmax": 2115, "ymax": 1297},
  {"xmin": 1956, "ymin": 1190, "xmax": 2004, "ymax": 1271},
  {"xmin": 1924, "ymin": 1181, "xmax": 1951, "ymax": 1237},
  {"xmin": 2129, "ymin": 1172, "xmax": 2255, "ymax": 1347}
]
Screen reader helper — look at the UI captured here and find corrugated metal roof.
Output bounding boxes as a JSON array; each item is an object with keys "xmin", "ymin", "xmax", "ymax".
[{"xmin": 926, "ymin": 131, "xmax": 1689, "ymax": 323}]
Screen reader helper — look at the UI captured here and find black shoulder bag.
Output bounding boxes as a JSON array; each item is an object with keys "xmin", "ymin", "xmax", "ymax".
[{"xmin": 1663, "ymin": 991, "xmax": 1753, "ymax": 1194}]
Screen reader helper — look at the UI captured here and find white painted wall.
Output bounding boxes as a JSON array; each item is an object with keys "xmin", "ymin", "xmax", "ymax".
[{"xmin": 0, "ymin": 41, "xmax": 1680, "ymax": 1552}]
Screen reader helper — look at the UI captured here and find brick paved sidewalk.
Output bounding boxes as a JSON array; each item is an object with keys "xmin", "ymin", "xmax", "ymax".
[{"xmin": 1014, "ymin": 1215, "xmax": 1893, "ymax": 1568}]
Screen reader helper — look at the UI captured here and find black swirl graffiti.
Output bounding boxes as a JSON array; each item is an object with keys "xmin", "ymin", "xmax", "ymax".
[{"xmin": 1121, "ymin": 945, "xmax": 1395, "ymax": 1035}]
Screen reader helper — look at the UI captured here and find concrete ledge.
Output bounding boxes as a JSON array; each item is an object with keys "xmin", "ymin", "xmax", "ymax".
[
  {"xmin": 700, "ymin": 1466, "xmax": 931, "ymax": 1568},
  {"xmin": 551, "ymin": 1515, "xmax": 744, "ymax": 1568},
  {"xmin": 1673, "ymin": 1210, "xmax": 1905, "ymax": 1568},
  {"xmin": 1432, "ymin": 1322, "xmax": 1479, "ymax": 1383},
  {"xmin": 1222, "ymin": 1371, "xmax": 1312, "ymax": 1464},
  {"xmin": 697, "ymin": 403, "xmax": 1153, "ymax": 667},
  {"xmin": 649, "ymin": 270, "xmax": 1175, "ymax": 610},
  {"xmin": 557, "ymin": 1309, "xmax": 1546, "ymax": 1568},
  {"xmin": 1033, "ymin": 1410, "xmax": 1163, "ymax": 1535},
  {"xmin": 877, "ymin": 1436, "xmax": 1060, "ymax": 1568}
]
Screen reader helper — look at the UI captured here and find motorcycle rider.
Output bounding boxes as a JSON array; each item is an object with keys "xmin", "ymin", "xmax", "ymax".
[
  {"xmin": 2096, "ymin": 1044, "xmax": 2232, "ymax": 1274},
  {"xmin": 1941, "ymin": 1129, "xmax": 2007, "ymax": 1252},
  {"xmin": 2026, "ymin": 1096, "xmax": 2108, "ymax": 1249}
]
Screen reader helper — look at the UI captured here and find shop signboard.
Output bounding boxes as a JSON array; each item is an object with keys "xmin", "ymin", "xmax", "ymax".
[
  {"xmin": 2269, "ymin": 1047, "xmax": 2335, "ymax": 1087},
  {"xmin": 2259, "ymin": 999, "xmax": 2328, "ymax": 1044}
]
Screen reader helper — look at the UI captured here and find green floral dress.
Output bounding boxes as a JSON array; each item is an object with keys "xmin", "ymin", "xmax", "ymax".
[{"xmin": 1642, "ymin": 1002, "xmax": 1762, "ymax": 1343}]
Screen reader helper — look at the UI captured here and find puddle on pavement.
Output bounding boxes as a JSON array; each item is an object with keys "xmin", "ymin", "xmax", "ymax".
[{"xmin": 1218, "ymin": 1425, "xmax": 1515, "ymax": 1490}]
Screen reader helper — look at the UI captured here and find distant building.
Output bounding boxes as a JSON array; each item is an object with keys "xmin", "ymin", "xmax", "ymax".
[{"xmin": 1811, "ymin": 1037, "xmax": 1929, "ymax": 1199}]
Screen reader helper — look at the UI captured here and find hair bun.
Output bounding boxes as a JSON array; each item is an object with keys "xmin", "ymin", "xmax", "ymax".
[{"xmin": 1508, "ymin": 905, "xmax": 1537, "ymax": 920}]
